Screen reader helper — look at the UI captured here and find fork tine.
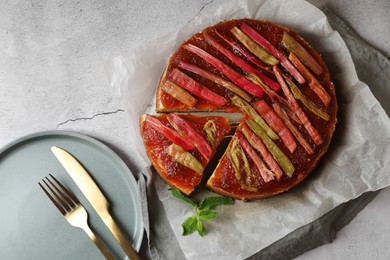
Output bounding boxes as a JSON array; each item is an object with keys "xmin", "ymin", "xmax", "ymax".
[
  {"xmin": 43, "ymin": 178, "xmax": 70, "ymax": 212},
  {"xmin": 38, "ymin": 181, "xmax": 67, "ymax": 215},
  {"xmin": 49, "ymin": 173, "xmax": 79, "ymax": 205},
  {"xmin": 45, "ymin": 176, "xmax": 74, "ymax": 210},
  {"xmin": 43, "ymin": 177, "xmax": 72, "ymax": 212}
]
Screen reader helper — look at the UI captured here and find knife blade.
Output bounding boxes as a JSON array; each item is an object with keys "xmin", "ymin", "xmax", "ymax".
[{"xmin": 51, "ymin": 146, "xmax": 140, "ymax": 260}]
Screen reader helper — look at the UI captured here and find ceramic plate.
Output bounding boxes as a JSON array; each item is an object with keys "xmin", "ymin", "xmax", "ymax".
[{"xmin": 0, "ymin": 131, "xmax": 143, "ymax": 259}]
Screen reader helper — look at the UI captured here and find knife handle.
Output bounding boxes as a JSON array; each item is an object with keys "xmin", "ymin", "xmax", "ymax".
[{"xmin": 101, "ymin": 210, "xmax": 140, "ymax": 260}]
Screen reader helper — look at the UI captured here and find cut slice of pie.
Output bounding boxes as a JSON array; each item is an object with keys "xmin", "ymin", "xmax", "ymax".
[
  {"xmin": 140, "ymin": 113, "xmax": 231, "ymax": 195},
  {"xmin": 206, "ymin": 112, "xmax": 333, "ymax": 200}
]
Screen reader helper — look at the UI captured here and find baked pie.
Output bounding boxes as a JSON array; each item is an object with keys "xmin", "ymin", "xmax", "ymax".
[{"xmin": 141, "ymin": 19, "xmax": 337, "ymax": 200}]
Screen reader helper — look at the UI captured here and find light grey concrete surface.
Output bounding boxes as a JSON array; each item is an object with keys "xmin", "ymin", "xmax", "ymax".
[{"xmin": 0, "ymin": 0, "xmax": 389, "ymax": 259}]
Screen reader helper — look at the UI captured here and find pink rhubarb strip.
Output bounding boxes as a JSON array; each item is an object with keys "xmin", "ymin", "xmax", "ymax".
[
  {"xmin": 206, "ymin": 33, "xmax": 280, "ymax": 91},
  {"xmin": 167, "ymin": 68, "xmax": 227, "ymax": 107},
  {"xmin": 178, "ymin": 61, "xmax": 252, "ymax": 102},
  {"xmin": 184, "ymin": 44, "xmax": 263, "ymax": 97},
  {"xmin": 166, "ymin": 113, "xmax": 213, "ymax": 161},
  {"xmin": 144, "ymin": 115, "xmax": 195, "ymax": 150},
  {"xmin": 236, "ymin": 131, "xmax": 275, "ymax": 182},
  {"xmin": 272, "ymin": 102, "xmax": 314, "ymax": 155},
  {"xmin": 241, "ymin": 124, "xmax": 283, "ymax": 179},
  {"xmin": 254, "ymin": 100, "xmax": 297, "ymax": 153},
  {"xmin": 289, "ymin": 52, "xmax": 331, "ymax": 105},
  {"xmin": 273, "ymin": 66, "xmax": 323, "ymax": 145},
  {"xmin": 241, "ymin": 23, "xmax": 306, "ymax": 84}
]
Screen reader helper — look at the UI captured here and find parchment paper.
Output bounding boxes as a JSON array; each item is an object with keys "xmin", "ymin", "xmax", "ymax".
[{"xmin": 106, "ymin": 0, "xmax": 390, "ymax": 259}]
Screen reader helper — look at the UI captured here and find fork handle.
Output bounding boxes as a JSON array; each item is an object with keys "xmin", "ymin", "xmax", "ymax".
[{"xmin": 83, "ymin": 225, "xmax": 115, "ymax": 260}]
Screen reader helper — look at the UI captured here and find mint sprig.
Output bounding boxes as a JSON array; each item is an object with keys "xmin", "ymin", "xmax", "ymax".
[{"xmin": 170, "ymin": 188, "xmax": 234, "ymax": 237}]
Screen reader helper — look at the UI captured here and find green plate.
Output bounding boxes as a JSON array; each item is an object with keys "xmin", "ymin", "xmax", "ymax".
[{"xmin": 0, "ymin": 131, "xmax": 144, "ymax": 259}]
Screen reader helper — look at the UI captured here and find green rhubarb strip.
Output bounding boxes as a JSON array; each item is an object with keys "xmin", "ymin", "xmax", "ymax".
[
  {"xmin": 161, "ymin": 80, "xmax": 198, "ymax": 107},
  {"xmin": 231, "ymin": 95, "xmax": 279, "ymax": 140},
  {"xmin": 286, "ymin": 77, "xmax": 330, "ymax": 121},
  {"xmin": 228, "ymin": 137, "xmax": 258, "ymax": 192},
  {"xmin": 165, "ymin": 144, "xmax": 204, "ymax": 175},
  {"xmin": 203, "ymin": 120, "xmax": 217, "ymax": 148},
  {"xmin": 230, "ymin": 27, "xmax": 279, "ymax": 66},
  {"xmin": 282, "ymin": 32, "xmax": 323, "ymax": 76},
  {"xmin": 240, "ymin": 23, "xmax": 306, "ymax": 85},
  {"xmin": 229, "ymin": 137, "xmax": 252, "ymax": 180},
  {"xmin": 246, "ymin": 119, "xmax": 294, "ymax": 177},
  {"xmin": 213, "ymin": 29, "xmax": 268, "ymax": 70}
]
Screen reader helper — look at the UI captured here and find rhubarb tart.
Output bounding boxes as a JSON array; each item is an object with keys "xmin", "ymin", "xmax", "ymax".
[{"xmin": 142, "ymin": 19, "xmax": 337, "ymax": 200}]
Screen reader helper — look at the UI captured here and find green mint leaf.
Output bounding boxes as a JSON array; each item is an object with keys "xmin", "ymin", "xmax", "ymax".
[
  {"xmin": 182, "ymin": 216, "xmax": 198, "ymax": 236},
  {"xmin": 196, "ymin": 219, "xmax": 205, "ymax": 237},
  {"xmin": 170, "ymin": 188, "xmax": 235, "ymax": 237},
  {"xmin": 170, "ymin": 188, "xmax": 197, "ymax": 208},
  {"xmin": 198, "ymin": 208, "xmax": 217, "ymax": 221},
  {"xmin": 199, "ymin": 196, "xmax": 235, "ymax": 210}
]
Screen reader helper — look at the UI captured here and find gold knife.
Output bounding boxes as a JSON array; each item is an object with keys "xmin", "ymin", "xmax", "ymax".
[{"xmin": 51, "ymin": 146, "xmax": 140, "ymax": 260}]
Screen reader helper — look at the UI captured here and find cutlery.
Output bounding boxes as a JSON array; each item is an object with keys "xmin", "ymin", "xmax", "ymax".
[
  {"xmin": 38, "ymin": 174, "xmax": 114, "ymax": 260},
  {"xmin": 51, "ymin": 146, "xmax": 140, "ymax": 260}
]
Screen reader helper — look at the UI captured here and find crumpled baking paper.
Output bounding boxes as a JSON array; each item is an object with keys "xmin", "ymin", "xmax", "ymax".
[{"xmin": 106, "ymin": 0, "xmax": 390, "ymax": 259}]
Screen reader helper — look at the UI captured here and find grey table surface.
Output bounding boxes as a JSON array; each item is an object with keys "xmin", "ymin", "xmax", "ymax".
[{"xmin": 1, "ymin": 0, "xmax": 389, "ymax": 259}]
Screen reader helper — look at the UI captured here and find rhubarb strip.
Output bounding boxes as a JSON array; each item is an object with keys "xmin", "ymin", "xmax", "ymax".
[
  {"xmin": 230, "ymin": 26, "xmax": 279, "ymax": 66},
  {"xmin": 241, "ymin": 124, "xmax": 283, "ymax": 179},
  {"xmin": 231, "ymin": 95, "xmax": 279, "ymax": 140},
  {"xmin": 165, "ymin": 144, "xmax": 204, "ymax": 175},
  {"xmin": 144, "ymin": 115, "xmax": 195, "ymax": 150},
  {"xmin": 240, "ymin": 23, "xmax": 306, "ymax": 84},
  {"xmin": 214, "ymin": 29, "xmax": 269, "ymax": 71},
  {"xmin": 254, "ymin": 100, "xmax": 297, "ymax": 153},
  {"xmin": 289, "ymin": 52, "xmax": 331, "ymax": 105},
  {"xmin": 246, "ymin": 73, "xmax": 288, "ymax": 106},
  {"xmin": 246, "ymin": 119, "xmax": 295, "ymax": 177},
  {"xmin": 282, "ymin": 32, "xmax": 323, "ymax": 75},
  {"xmin": 273, "ymin": 66, "xmax": 323, "ymax": 145},
  {"xmin": 178, "ymin": 61, "xmax": 252, "ymax": 102},
  {"xmin": 161, "ymin": 80, "xmax": 198, "ymax": 107},
  {"xmin": 237, "ymin": 131, "xmax": 274, "ymax": 182},
  {"xmin": 167, "ymin": 68, "xmax": 227, "ymax": 107},
  {"xmin": 205, "ymin": 33, "xmax": 280, "ymax": 91},
  {"xmin": 286, "ymin": 76, "xmax": 330, "ymax": 121},
  {"xmin": 203, "ymin": 120, "xmax": 217, "ymax": 148},
  {"xmin": 229, "ymin": 137, "xmax": 252, "ymax": 179},
  {"xmin": 184, "ymin": 44, "xmax": 263, "ymax": 97},
  {"xmin": 166, "ymin": 114, "xmax": 213, "ymax": 161},
  {"xmin": 273, "ymin": 103, "xmax": 314, "ymax": 155},
  {"xmin": 228, "ymin": 137, "xmax": 258, "ymax": 192}
]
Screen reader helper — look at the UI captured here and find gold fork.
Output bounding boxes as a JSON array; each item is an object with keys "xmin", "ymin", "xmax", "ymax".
[{"xmin": 38, "ymin": 174, "xmax": 114, "ymax": 260}]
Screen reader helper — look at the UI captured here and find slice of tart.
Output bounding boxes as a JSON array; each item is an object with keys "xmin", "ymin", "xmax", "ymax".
[{"xmin": 140, "ymin": 113, "xmax": 231, "ymax": 195}]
